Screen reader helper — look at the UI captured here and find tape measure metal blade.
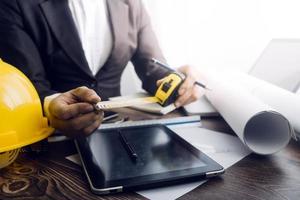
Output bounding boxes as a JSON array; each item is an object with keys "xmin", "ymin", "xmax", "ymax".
[{"xmin": 95, "ymin": 96, "xmax": 159, "ymax": 110}]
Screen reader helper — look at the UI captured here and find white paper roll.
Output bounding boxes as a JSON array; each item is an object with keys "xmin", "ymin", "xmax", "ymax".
[
  {"xmin": 202, "ymin": 70, "xmax": 292, "ymax": 155},
  {"xmin": 229, "ymin": 72, "xmax": 300, "ymax": 134}
]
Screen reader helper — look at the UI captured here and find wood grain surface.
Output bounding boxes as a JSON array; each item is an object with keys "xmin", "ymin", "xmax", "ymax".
[
  {"xmin": 179, "ymin": 140, "xmax": 300, "ymax": 200},
  {"xmin": 0, "ymin": 141, "xmax": 145, "ymax": 200}
]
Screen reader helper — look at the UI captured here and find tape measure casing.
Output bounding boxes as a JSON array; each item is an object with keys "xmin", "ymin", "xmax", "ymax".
[{"xmin": 155, "ymin": 72, "xmax": 184, "ymax": 106}]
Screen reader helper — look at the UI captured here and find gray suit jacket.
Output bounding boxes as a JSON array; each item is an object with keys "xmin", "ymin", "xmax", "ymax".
[{"xmin": 0, "ymin": 0, "xmax": 170, "ymax": 101}]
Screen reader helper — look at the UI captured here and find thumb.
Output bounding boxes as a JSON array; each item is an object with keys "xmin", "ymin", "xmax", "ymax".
[
  {"xmin": 71, "ymin": 86, "xmax": 101, "ymax": 104},
  {"xmin": 156, "ymin": 78, "xmax": 166, "ymax": 86}
]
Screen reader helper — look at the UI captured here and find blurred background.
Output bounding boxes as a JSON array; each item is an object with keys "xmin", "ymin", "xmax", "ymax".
[
  {"xmin": 142, "ymin": 0, "xmax": 300, "ymax": 71},
  {"xmin": 122, "ymin": 0, "xmax": 300, "ymax": 94}
]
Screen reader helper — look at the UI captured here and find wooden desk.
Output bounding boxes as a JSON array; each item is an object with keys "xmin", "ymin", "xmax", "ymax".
[{"xmin": 1, "ymin": 109, "xmax": 300, "ymax": 200}]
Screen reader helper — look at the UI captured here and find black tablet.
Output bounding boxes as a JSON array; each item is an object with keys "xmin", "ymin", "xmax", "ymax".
[{"xmin": 75, "ymin": 124, "xmax": 224, "ymax": 195}]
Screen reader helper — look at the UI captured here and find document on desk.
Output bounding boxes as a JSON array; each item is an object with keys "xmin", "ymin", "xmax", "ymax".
[
  {"xmin": 109, "ymin": 93, "xmax": 176, "ymax": 115},
  {"xmin": 66, "ymin": 127, "xmax": 251, "ymax": 200},
  {"xmin": 200, "ymin": 70, "xmax": 292, "ymax": 155}
]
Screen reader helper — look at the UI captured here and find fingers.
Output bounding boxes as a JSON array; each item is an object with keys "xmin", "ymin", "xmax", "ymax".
[
  {"xmin": 50, "ymin": 112, "xmax": 96, "ymax": 132},
  {"xmin": 156, "ymin": 78, "xmax": 167, "ymax": 87},
  {"xmin": 171, "ymin": 65, "xmax": 205, "ymax": 107},
  {"xmin": 83, "ymin": 114, "xmax": 103, "ymax": 136},
  {"xmin": 178, "ymin": 74, "xmax": 195, "ymax": 96},
  {"xmin": 175, "ymin": 75, "xmax": 195, "ymax": 107},
  {"xmin": 175, "ymin": 82, "xmax": 203, "ymax": 108},
  {"xmin": 156, "ymin": 79, "xmax": 163, "ymax": 86},
  {"xmin": 175, "ymin": 87, "xmax": 192, "ymax": 107},
  {"xmin": 46, "ymin": 87, "xmax": 104, "ymax": 137},
  {"xmin": 177, "ymin": 65, "xmax": 191, "ymax": 75},
  {"xmin": 183, "ymin": 86, "xmax": 203, "ymax": 106},
  {"xmin": 50, "ymin": 102, "xmax": 94, "ymax": 120},
  {"xmin": 49, "ymin": 111, "xmax": 104, "ymax": 138},
  {"xmin": 72, "ymin": 86, "xmax": 101, "ymax": 104}
]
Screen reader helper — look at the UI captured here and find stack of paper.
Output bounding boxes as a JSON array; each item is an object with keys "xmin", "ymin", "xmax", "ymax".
[{"xmin": 109, "ymin": 93, "xmax": 176, "ymax": 115}]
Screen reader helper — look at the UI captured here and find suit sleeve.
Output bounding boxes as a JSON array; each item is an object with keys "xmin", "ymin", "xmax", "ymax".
[
  {"xmin": 0, "ymin": 0, "xmax": 57, "ymax": 103},
  {"xmin": 131, "ymin": 0, "xmax": 171, "ymax": 95}
]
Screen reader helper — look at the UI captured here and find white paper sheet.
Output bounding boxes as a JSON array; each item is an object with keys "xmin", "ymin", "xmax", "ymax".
[
  {"xmin": 109, "ymin": 93, "xmax": 176, "ymax": 115},
  {"xmin": 183, "ymin": 96, "xmax": 219, "ymax": 117},
  {"xmin": 169, "ymin": 127, "xmax": 251, "ymax": 169},
  {"xmin": 66, "ymin": 127, "xmax": 250, "ymax": 200},
  {"xmin": 201, "ymin": 70, "xmax": 292, "ymax": 155}
]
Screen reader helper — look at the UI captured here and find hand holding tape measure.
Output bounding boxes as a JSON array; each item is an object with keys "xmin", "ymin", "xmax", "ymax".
[{"xmin": 95, "ymin": 59, "xmax": 210, "ymax": 111}]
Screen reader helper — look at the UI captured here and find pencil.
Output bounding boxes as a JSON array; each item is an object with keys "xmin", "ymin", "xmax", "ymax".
[
  {"xmin": 151, "ymin": 58, "xmax": 211, "ymax": 90},
  {"xmin": 118, "ymin": 130, "xmax": 138, "ymax": 162}
]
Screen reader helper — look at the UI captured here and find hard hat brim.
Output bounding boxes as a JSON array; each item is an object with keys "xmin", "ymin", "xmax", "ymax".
[{"xmin": 0, "ymin": 127, "xmax": 54, "ymax": 153}]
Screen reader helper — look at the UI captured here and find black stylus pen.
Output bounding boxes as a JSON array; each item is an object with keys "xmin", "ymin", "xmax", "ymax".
[
  {"xmin": 151, "ymin": 58, "xmax": 211, "ymax": 90},
  {"xmin": 118, "ymin": 130, "xmax": 138, "ymax": 161}
]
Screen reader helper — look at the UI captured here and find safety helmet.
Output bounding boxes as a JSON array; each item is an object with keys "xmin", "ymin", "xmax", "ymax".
[{"xmin": 0, "ymin": 59, "xmax": 54, "ymax": 168}]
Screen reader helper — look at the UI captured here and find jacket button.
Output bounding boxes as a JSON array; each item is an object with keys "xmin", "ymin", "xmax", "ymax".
[{"xmin": 90, "ymin": 81, "xmax": 97, "ymax": 88}]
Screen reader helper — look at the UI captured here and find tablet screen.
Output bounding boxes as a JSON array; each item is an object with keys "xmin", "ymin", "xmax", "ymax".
[
  {"xmin": 76, "ymin": 125, "xmax": 223, "ymax": 191},
  {"xmin": 87, "ymin": 126, "xmax": 206, "ymax": 181}
]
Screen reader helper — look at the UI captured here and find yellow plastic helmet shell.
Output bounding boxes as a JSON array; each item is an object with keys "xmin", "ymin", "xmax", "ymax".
[{"xmin": 0, "ymin": 59, "xmax": 54, "ymax": 167}]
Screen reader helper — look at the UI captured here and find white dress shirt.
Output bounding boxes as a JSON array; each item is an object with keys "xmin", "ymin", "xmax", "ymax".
[
  {"xmin": 68, "ymin": 0, "xmax": 113, "ymax": 75},
  {"xmin": 43, "ymin": 0, "xmax": 113, "ymax": 114}
]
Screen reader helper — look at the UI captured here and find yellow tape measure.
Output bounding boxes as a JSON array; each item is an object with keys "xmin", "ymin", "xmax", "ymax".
[
  {"xmin": 95, "ymin": 96, "xmax": 159, "ymax": 110},
  {"xmin": 95, "ymin": 72, "xmax": 184, "ymax": 110}
]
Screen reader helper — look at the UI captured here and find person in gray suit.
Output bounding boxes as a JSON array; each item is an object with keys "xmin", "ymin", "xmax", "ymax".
[{"xmin": 0, "ymin": 0, "xmax": 202, "ymax": 137}]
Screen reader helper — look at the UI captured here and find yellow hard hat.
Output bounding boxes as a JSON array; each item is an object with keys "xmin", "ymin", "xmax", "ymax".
[{"xmin": 0, "ymin": 59, "xmax": 54, "ymax": 168}]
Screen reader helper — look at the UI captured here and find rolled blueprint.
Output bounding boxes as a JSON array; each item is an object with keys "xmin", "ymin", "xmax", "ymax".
[
  {"xmin": 201, "ymin": 71, "xmax": 292, "ymax": 155},
  {"xmin": 229, "ymin": 72, "xmax": 300, "ymax": 134}
]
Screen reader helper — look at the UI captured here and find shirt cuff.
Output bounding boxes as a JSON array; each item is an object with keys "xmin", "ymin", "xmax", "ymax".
[{"xmin": 43, "ymin": 93, "xmax": 61, "ymax": 118}]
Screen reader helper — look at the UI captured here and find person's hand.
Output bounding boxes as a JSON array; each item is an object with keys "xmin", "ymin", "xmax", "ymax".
[
  {"xmin": 47, "ymin": 87, "xmax": 103, "ymax": 137},
  {"xmin": 157, "ymin": 65, "xmax": 204, "ymax": 108}
]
